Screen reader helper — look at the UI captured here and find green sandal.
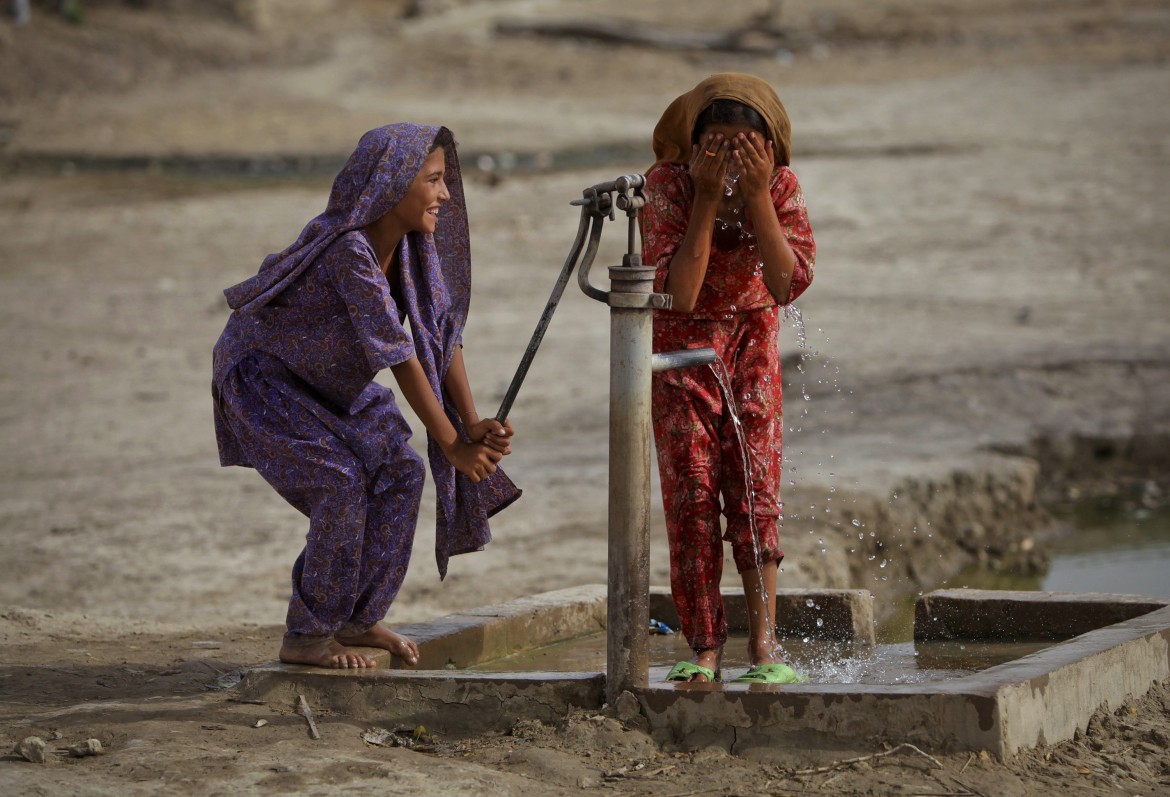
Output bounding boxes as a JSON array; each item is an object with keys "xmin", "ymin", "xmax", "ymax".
[
  {"xmin": 665, "ymin": 661, "xmax": 722, "ymax": 683},
  {"xmin": 733, "ymin": 663, "xmax": 809, "ymax": 684}
]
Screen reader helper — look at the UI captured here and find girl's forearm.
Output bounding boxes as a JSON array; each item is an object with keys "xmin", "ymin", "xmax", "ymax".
[
  {"xmin": 390, "ymin": 357, "xmax": 459, "ymax": 453},
  {"xmin": 664, "ymin": 196, "xmax": 720, "ymax": 313},
  {"xmin": 442, "ymin": 345, "xmax": 479, "ymax": 429},
  {"xmin": 747, "ymin": 192, "xmax": 797, "ymax": 305}
]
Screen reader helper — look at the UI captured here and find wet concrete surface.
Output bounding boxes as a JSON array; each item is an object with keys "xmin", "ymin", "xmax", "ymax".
[{"xmin": 238, "ymin": 586, "xmax": 1170, "ymax": 757}]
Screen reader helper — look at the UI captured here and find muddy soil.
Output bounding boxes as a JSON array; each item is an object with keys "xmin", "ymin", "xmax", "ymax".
[{"xmin": 2, "ymin": 1, "xmax": 1169, "ymax": 794}]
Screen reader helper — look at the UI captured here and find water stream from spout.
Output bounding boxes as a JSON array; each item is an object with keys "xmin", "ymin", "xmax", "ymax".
[
  {"xmin": 699, "ymin": 303, "xmax": 814, "ymax": 669},
  {"xmin": 707, "ymin": 357, "xmax": 783, "ymax": 663}
]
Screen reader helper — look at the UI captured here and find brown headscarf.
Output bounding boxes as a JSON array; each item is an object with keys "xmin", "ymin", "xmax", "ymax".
[{"xmin": 651, "ymin": 72, "xmax": 792, "ymax": 168}]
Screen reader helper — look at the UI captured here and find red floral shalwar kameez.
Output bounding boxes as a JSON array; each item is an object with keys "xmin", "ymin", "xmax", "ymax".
[{"xmin": 645, "ymin": 162, "xmax": 815, "ymax": 652}]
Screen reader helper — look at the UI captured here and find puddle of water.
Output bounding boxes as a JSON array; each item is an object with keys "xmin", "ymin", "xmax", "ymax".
[
  {"xmin": 789, "ymin": 639, "xmax": 1051, "ymax": 685},
  {"xmin": 1039, "ymin": 503, "xmax": 1170, "ymax": 596},
  {"xmin": 467, "ymin": 632, "xmax": 1051, "ymax": 685},
  {"xmin": 947, "ymin": 503, "xmax": 1170, "ymax": 597}
]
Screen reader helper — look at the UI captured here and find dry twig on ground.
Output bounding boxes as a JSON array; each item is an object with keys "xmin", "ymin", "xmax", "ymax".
[
  {"xmin": 296, "ymin": 693, "xmax": 320, "ymax": 740},
  {"xmin": 791, "ymin": 742, "xmax": 946, "ymax": 776}
]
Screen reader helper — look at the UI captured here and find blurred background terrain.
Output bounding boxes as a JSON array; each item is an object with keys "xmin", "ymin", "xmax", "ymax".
[{"xmin": 1, "ymin": 2, "xmax": 1168, "ymax": 792}]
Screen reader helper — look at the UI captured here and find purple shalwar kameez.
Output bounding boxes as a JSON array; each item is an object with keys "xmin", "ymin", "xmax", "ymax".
[{"xmin": 211, "ymin": 124, "xmax": 520, "ymax": 644}]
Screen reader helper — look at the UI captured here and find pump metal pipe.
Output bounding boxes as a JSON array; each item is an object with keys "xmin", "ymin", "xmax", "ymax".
[
  {"xmin": 652, "ymin": 347, "xmax": 718, "ymax": 373},
  {"xmin": 507, "ymin": 174, "xmax": 717, "ymax": 703},
  {"xmin": 575, "ymin": 175, "xmax": 716, "ymax": 704},
  {"xmin": 604, "ymin": 257, "xmax": 658, "ymax": 703}
]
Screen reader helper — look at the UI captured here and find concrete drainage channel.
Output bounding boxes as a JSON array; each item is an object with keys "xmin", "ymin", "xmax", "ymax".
[{"xmin": 236, "ymin": 585, "xmax": 1170, "ymax": 759}]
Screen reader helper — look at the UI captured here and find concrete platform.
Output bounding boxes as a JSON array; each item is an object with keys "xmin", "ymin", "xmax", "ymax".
[{"xmin": 236, "ymin": 585, "xmax": 1170, "ymax": 758}]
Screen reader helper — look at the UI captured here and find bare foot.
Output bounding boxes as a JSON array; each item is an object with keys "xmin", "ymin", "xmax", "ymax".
[
  {"xmin": 279, "ymin": 637, "xmax": 377, "ymax": 669},
  {"xmin": 336, "ymin": 623, "xmax": 420, "ymax": 666}
]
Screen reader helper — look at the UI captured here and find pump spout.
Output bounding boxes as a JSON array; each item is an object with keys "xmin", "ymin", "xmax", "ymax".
[{"xmin": 652, "ymin": 347, "xmax": 717, "ymax": 373}]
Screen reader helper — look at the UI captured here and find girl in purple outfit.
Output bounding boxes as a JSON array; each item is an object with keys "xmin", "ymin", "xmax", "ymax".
[{"xmin": 213, "ymin": 124, "xmax": 520, "ymax": 669}]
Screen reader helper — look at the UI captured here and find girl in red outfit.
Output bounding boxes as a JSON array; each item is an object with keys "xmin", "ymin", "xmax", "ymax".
[{"xmin": 644, "ymin": 73, "xmax": 815, "ymax": 683}]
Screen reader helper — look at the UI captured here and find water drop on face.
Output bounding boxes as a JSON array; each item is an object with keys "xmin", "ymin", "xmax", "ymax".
[
  {"xmin": 851, "ymin": 519, "xmax": 861, "ymax": 527},
  {"xmin": 816, "ymin": 618, "xmax": 824, "ymax": 628},
  {"xmin": 805, "ymin": 598, "xmax": 815, "ymax": 608},
  {"xmin": 879, "ymin": 559, "xmax": 888, "ymax": 569}
]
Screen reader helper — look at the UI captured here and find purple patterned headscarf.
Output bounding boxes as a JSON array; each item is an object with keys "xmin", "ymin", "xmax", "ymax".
[
  {"xmin": 224, "ymin": 123, "xmax": 519, "ymax": 578},
  {"xmin": 225, "ymin": 122, "xmax": 471, "ymax": 322}
]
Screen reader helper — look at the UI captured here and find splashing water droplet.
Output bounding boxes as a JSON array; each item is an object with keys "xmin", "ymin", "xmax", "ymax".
[
  {"xmin": 851, "ymin": 519, "xmax": 862, "ymax": 527},
  {"xmin": 805, "ymin": 598, "xmax": 815, "ymax": 608},
  {"xmin": 723, "ymin": 169, "xmax": 739, "ymax": 196},
  {"xmin": 783, "ymin": 304, "xmax": 807, "ymax": 349}
]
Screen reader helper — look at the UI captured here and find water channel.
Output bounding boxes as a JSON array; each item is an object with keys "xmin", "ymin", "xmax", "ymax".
[{"xmin": 878, "ymin": 501, "xmax": 1170, "ymax": 643}]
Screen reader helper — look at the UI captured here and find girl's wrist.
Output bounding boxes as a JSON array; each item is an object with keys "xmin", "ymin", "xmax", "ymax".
[
  {"xmin": 693, "ymin": 186, "xmax": 723, "ymax": 207},
  {"xmin": 435, "ymin": 425, "xmax": 461, "ymax": 456},
  {"xmin": 744, "ymin": 190, "xmax": 774, "ymax": 219}
]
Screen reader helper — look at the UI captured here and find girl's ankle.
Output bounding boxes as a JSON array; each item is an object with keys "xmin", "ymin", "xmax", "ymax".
[
  {"xmin": 693, "ymin": 647, "xmax": 722, "ymax": 668},
  {"xmin": 748, "ymin": 641, "xmax": 781, "ymax": 664}
]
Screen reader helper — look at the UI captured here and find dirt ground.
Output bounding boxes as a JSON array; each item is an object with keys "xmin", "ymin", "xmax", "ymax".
[{"xmin": 2, "ymin": 0, "xmax": 1170, "ymax": 794}]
